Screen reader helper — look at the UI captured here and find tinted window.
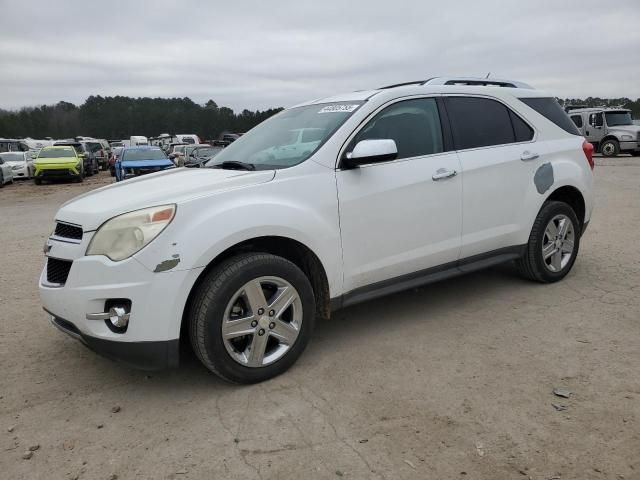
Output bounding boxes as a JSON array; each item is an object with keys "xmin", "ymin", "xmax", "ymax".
[
  {"xmin": 122, "ymin": 149, "xmax": 167, "ymax": 161},
  {"xmin": 446, "ymin": 97, "xmax": 515, "ymax": 149},
  {"xmin": 509, "ymin": 110, "xmax": 534, "ymax": 142},
  {"xmin": 519, "ymin": 97, "xmax": 580, "ymax": 135},
  {"xmin": 351, "ymin": 98, "xmax": 443, "ymax": 160},
  {"xmin": 570, "ymin": 115, "xmax": 583, "ymax": 128}
]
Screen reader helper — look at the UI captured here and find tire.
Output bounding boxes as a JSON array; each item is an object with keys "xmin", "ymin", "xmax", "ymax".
[
  {"xmin": 189, "ymin": 253, "xmax": 316, "ymax": 384},
  {"xmin": 517, "ymin": 201, "xmax": 581, "ymax": 283},
  {"xmin": 0, "ymin": 172, "xmax": 4, "ymax": 187},
  {"xmin": 631, "ymin": 151, "xmax": 640, "ymax": 157},
  {"xmin": 34, "ymin": 177, "xmax": 42, "ymax": 185},
  {"xmin": 600, "ymin": 139, "xmax": 619, "ymax": 157}
]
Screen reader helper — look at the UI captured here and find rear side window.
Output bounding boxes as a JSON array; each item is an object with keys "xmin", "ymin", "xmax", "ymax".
[
  {"xmin": 519, "ymin": 97, "xmax": 580, "ymax": 135},
  {"xmin": 570, "ymin": 115, "xmax": 583, "ymax": 128},
  {"xmin": 509, "ymin": 111, "xmax": 534, "ymax": 142},
  {"xmin": 445, "ymin": 97, "xmax": 517, "ymax": 149}
]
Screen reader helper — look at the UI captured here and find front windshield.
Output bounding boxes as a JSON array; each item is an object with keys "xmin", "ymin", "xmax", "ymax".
[
  {"xmin": 0, "ymin": 152, "xmax": 25, "ymax": 162},
  {"xmin": 605, "ymin": 111, "xmax": 633, "ymax": 126},
  {"xmin": 122, "ymin": 149, "xmax": 167, "ymax": 161},
  {"xmin": 206, "ymin": 102, "xmax": 363, "ymax": 169},
  {"xmin": 38, "ymin": 148, "xmax": 76, "ymax": 158}
]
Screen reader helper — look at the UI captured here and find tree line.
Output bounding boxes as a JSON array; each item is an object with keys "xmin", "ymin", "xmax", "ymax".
[
  {"xmin": 0, "ymin": 96, "xmax": 283, "ymax": 140},
  {"xmin": 0, "ymin": 94, "xmax": 639, "ymax": 141}
]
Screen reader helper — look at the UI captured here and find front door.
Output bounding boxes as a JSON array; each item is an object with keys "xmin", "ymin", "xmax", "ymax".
[
  {"xmin": 337, "ymin": 97, "xmax": 462, "ymax": 292},
  {"xmin": 586, "ymin": 111, "xmax": 605, "ymax": 144}
]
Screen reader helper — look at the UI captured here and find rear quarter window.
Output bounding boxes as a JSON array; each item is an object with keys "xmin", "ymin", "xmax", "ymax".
[{"xmin": 519, "ymin": 97, "xmax": 581, "ymax": 135}]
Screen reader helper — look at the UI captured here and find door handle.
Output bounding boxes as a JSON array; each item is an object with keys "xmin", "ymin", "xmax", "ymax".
[
  {"xmin": 520, "ymin": 151, "xmax": 539, "ymax": 161},
  {"xmin": 432, "ymin": 168, "xmax": 457, "ymax": 181}
]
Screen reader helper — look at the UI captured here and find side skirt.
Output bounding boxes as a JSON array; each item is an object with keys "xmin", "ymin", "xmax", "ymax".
[{"xmin": 331, "ymin": 245, "xmax": 525, "ymax": 311}]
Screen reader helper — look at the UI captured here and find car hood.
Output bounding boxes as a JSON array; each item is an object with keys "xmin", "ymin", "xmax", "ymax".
[
  {"xmin": 56, "ymin": 167, "xmax": 275, "ymax": 231},
  {"xmin": 120, "ymin": 159, "xmax": 174, "ymax": 168},
  {"xmin": 5, "ymin": 161, "xmax": 27, "ymax": 167},
  {"xmin": 610, "ymin": 125, "xmax": 640, "ymax": 135},
  {"xmin": 35, "ymin": 157, "xmax": 78, "ymax": 165}
]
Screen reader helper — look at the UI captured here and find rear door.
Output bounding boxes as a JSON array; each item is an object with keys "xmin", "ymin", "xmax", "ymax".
[
  {"xmin": 337, "ymin": 97, "xmax": 462, "ymax": 292},
  {"xmin": 444, "ymin": 95, "xmax": 536, "ymax": 258}
]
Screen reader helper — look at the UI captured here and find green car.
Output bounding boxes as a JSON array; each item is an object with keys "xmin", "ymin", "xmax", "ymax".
[{"xmin": 34, "ymin": 146, "xmax": 84, "ymax": 184}]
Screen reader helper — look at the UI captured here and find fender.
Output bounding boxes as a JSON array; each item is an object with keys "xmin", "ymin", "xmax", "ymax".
[{"xmin": 133, "ymin": 166, "xmax": 344, "ymax": 298}]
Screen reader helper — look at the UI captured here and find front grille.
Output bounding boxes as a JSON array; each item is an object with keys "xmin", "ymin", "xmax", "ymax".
[
  {"xmin": 127, "ymin": 167, "xmax": 163, "ymax": 176},
  {"xmin": 46, "ymin": 258, "xmax": 72, "ymax": 285},
  {"xmin": 42, "ymin": 169, "xmax": 72, "ymax": 176},
  {"xmin": 54, "ymin": 222, "xmax": 83, "ymax": 241}
]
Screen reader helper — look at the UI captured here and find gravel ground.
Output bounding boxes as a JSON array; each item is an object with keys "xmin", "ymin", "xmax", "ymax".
[{"xmin": 0, "ymin": 161, "xmax": 638, "ymax": 480}]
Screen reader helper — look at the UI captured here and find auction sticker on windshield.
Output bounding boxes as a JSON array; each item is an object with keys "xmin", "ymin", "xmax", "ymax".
[{"xmin": 318, "ymin": 104, "xmax": 360, "ymax": 114}]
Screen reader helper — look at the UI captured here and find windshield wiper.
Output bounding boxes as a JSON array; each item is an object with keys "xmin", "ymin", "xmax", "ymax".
[{"xmin": 209, "ymin": 160, "xmax": 256, "ymax": 171}]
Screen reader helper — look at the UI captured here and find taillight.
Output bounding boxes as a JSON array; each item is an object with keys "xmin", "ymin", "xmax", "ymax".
[{"xmin": 582, "ymin": 140, "xmax": 594, "ymax": 170}]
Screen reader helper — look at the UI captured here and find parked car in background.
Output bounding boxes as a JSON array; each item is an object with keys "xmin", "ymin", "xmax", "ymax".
[
  {"xmin": 84, "ymin": 139, "xmax": 111, "ymax": 171},
  {"xmin": 567, "ymin": 107, "xmax": 640, "ymax": 157},
  {"xmin": 0, "ymin": 138, "xmax": 30, "ymax": 153},
  {"xmin": 114, "ymin": 146, "xmax": 174, "ymax": 181},
  {"xmin": 109, "ymin": 146, "xmax": 124, "ymax": 176},
  {"xmin": 185, "ymin": 145, "xmax": 223, "ymax": 167},
  {"xmin": 54, "ymin": 141, "xmax": 99, "ymax": 176},
  {"xmin": 170, "ymin": 144, "xmax": 211, "ymax": 166},
  {"xmin": 33, "ymin": 146, "xmax": 84, "ymax": 184},
  {"xmin": 0, "ymin": 151, "xmax": 33, "ymax": 179},
  {"xmin": 39, "ymin": 77, "xmax": 594, "ymax": 383},
  {"xmin": 0, "ymin": 154, "xmax": 15, "ymax": 186}
]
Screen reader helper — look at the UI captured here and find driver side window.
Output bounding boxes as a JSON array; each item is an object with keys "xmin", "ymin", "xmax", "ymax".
[{"xmin": 350, "ymin": 98, "xmax": 444, "ymax": 160}]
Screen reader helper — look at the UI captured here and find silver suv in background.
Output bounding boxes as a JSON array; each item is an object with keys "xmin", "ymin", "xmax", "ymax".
[{"xmin": 567, "ymin": 107, "xmax": 640, "ymax": 157}]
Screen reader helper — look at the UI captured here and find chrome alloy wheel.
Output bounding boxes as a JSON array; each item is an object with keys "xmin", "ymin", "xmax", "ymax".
[
  {"xmin": 222, "ymin": 276, "xmax": 303, "ymax": 367},
  {"xmin": 542, "ymin": 214, "xmax": 575, "ymax": 272},
  {"xmin": 601, "ymin": 142, "xmax": 616, "ymax": 156}
]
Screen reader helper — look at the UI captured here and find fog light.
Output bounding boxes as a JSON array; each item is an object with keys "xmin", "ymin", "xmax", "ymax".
[{"xmin": 108, "ymin": 307, "xmax": 129, "ymax": 328}]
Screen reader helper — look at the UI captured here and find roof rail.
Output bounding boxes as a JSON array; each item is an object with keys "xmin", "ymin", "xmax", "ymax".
[
  {"xmin": 425, "ymin": 77, "xmax": 534, "ymax": 89},
  {"xmin": 380, "ymin": 76, "xmax": 534, "ymax": 90}
]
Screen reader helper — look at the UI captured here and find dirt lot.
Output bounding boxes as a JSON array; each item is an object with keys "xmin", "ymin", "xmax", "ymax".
[{"xmin": 0, "ymin": 160, "xmax": 639, "ymax": 480}]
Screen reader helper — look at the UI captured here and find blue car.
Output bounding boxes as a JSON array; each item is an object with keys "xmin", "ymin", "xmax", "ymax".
[{"xmin": 115, "ymin": 146, "xmax": 175, "ymax": 181}]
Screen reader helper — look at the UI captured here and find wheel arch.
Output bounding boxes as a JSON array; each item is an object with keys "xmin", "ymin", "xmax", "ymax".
[
  {"xmin": 544, "ymin": 185, "xmax": 586, "ymax": 230},
  {"xmin": 180, "ymin": 235, "xmax": 331, "ymax": 341}
]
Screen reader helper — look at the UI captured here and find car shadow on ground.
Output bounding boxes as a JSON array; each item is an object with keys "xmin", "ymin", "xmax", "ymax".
[{"xmin": 74, "ymin": 262, "xmax": 530, "ymax": 392}]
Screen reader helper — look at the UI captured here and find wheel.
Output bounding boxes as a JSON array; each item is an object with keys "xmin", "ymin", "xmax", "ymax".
[
  {"xmin": 34, "ymin": 177, "xmax": 42, "ymax": 185},
  {"xmin": 0, "ymin": 172, "xmax": 4, "ymax": 187},
  {"xmin": 517, "ymin": 201, "xmax": 581, "ymax": 283},
  {"xmin": 631, "ymin": 151, "xmax": 640, "ymax": 157},
  {"xmin": 189, "ymin": 253, "xmax": 316, "ymax": 384},
  {"xmin": 600, "ymin": 139, "xmax": 619, "ymax": 157}
]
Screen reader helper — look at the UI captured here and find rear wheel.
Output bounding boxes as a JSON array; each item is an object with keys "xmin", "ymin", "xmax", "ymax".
[
  {"xmin": 189, "ymin": 253, "xmax": 316, "ymax": 384},
  {"xmin": 600, "ymin": 139, "xmax": 619, "ymax": 157},
  {"xmin": 517, "ymin": 201, "xmax": 581, "ymax": 283}
]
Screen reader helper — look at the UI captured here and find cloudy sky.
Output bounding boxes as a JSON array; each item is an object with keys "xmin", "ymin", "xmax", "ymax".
[{"xmin": 1, "ymin": 0, "xmax": 639, "ymax": 112}]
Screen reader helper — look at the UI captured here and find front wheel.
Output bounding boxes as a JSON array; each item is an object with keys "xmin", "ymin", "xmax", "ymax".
[
  {"xmin": 517, "ymin": 201, "xmax": 581, "ymax": 283},
  {"xmin": 600, "ymin": 139, "xmax": 619, "ymax": 157},
  {"xmin": 34, "ymin": 177, "xmax": 42, "ymax": 185},
  {"xmin": 188, "ymin": 253, "xmax": 316, "ymax": 384}
]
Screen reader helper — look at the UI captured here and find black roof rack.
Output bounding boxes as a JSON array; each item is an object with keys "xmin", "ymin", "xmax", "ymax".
[{"xmin": 379, "ymin": 78, "xmax": 435, "ymax": 89}]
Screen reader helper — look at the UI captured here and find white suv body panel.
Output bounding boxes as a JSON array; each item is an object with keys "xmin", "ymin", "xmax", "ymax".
[{"xmin": 39, "ymin": 82, "xmax": 594, "ymax": 367}]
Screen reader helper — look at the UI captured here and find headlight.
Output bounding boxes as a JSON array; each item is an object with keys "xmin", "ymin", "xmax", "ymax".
[
  {"xmin": 11, "ymin": 164, "xmax": 22, "ymax": 170},
  {"xmin": 620, "ymin": 134, "xmax": 633, "ymax": 141},
  {"xmin": 86, "ymin": 205, "xmax": 176, "ymax": 261}
]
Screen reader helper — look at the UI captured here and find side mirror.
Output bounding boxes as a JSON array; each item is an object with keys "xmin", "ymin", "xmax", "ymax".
[{"xmin": 342, "ymin": 139, "xmax": 398, "ymax": 169}]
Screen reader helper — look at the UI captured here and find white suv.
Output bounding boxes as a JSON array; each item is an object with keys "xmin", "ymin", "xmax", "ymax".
[{"xmin": 40, "ymin": 77, "xmax": 595, "ymax": 383}]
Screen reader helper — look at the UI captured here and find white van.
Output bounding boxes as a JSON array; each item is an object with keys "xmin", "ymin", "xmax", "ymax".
[
  {"xmin": 176, "ymin": 134, "xmax": 200, "ymax": 145},
  {"xmin": 130, "ymin": 136, "xmax": 149, "ymax": 146}
]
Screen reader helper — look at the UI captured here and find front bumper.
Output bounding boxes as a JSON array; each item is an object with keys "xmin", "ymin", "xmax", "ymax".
[
  {"xmin": 10, "ymin": 165, "xmax": 29, "ymax": 178},
  {"xmin": 39, "ymin": 234, "xmax": 204, "ymax": 369},
  {"xmin": 35, "ymin": 163, "xmax": 81, "ymax": 178},
  {"xmin": 48, "ymin": 311, "xmax": 179, "ymax": 370},
  {"xmin": 619, "ymin": 140, "xmax": 639, "ymax": 152}
]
